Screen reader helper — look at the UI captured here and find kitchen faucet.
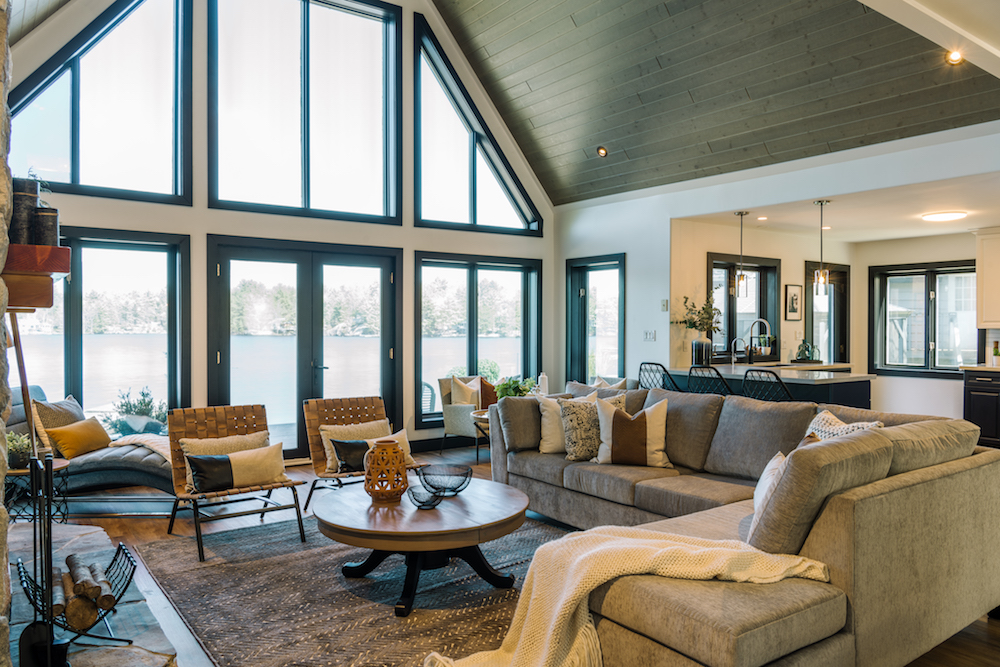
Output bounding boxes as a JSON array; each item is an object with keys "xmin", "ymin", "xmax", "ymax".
[
  {"xmin": 745, "ymin": 318, "xmax": 771, "ymax": 365},
  {"xmin": 730, "ymin": 338, "xmax": 746, "ymax": 365}
]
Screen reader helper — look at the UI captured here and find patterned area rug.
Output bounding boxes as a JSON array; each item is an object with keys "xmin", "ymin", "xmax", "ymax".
[{"xmin": 137, "ymin": 518, "xmax": 567, "ymax": 666}]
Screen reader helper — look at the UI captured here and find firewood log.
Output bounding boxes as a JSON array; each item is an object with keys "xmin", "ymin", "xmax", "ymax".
[
  {"xmin": 61, "ymin": 572, "xmax": 98, "ymax": 630},
  {"xmin": 66, "ymin": 554, "xmax": 100, "ymax": 598},
  {"xmin": 51, "ymin": 567, "xmax": 66, "ymax": 617},
  {"xmin": 88, "ymin": 563, "xmax": 117, "ymax": 611}
]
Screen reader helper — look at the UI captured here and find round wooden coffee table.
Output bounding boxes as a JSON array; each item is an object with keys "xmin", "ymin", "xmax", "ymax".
[{"xmin": 313, "ymin": 476, "xmax": 529, "ymax": 617}]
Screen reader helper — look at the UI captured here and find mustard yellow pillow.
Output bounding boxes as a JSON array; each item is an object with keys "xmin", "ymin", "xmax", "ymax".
[{"xmin": 44, "ymin": 417, "xmax": 112, "ymax": 459}]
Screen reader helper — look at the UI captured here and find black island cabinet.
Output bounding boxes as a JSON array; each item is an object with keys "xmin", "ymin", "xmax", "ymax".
[{"xmin": 964, "ymin": 370, "xmax": 1000, "ymax": 448}]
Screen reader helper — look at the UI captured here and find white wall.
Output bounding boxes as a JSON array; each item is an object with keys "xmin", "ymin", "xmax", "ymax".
[{"xmin": 10, "ymin": 0, "xmax": 556, "ymax": 441}]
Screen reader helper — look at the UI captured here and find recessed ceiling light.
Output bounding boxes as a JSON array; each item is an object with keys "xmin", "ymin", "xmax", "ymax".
[
  {"xmin": 757, "ymin": 216, "xmax": 767, "ymax": 221},
  {"xmin": 946, "ymin": 51, "xmax": 964, "ymax": 65},
  {"xmin": 922, "ymin": 211, "xmax": 967, "ymax": 222},
  {"xmin": 822, "ymin": 226, "xmax": 831, "ymax": 230},
  {"xmin": 596, "ymin": 146, "xmax": 608, "ymax": 157}
]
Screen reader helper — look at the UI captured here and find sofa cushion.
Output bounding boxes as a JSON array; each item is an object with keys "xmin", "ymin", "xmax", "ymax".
[
  {"xmin": 563, "ymin": 462, "xmax": 678, "ymax": 506},
  {"xmin": 705, "ymin": 396, "xmax": 818, "ymax": 480},
  {"xmin": 590, "ymin": 574, "xmax": 846, "ymax": 667},
  {"xmin": 881, "ymin": 419, "xmax": 979, "ymax": 476},
  {"xmin": 816, "ymin": 403, "xmax": 944, "ymax": 427},
  {"xmin": 497, "ymin": 396, "xmax": 542, "ymax": 452},
  {"xmin": 633, "ymin": 472, "xmax": 755, "ymax": 517},
  {"xmin": 594, "ymin": 397, "xmax": 670, "ymax": 467},
  {"xmin": 644, "ymin": 388, "xmax": 724, "ymax": 471},
  {"xmin": 748, "ymin": 428, "xmax": 893, "ymax": 554},
  {"xmin": 507, "ymin": 451, "xmax": 576, "ymax": 487}
]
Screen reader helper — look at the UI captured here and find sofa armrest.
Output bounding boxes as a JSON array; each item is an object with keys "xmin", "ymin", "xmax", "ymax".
[{"xmin": 489, "ymin": 404, "xmax": 508, "ymax": 484}]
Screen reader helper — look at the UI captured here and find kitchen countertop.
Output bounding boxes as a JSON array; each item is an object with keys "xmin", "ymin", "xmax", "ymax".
[
  {"xmin": 668, "ymin": 364, "xmax": 875, "ymax": 385},
  {"xmin": 959, "ymin": 365, "xmax": 1000, "ymax": 372}
]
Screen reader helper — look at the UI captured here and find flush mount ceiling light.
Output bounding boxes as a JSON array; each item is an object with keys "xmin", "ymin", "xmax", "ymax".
[
  {"xmin": 946, "ymin": 51, "xmax": 964, "ymax": 65},
  {"xmin": 814, "ymin": 200, "xmax": 831, "ymax": 296},
  {"xmin": 922, "ymin": 211, "xmax": 967, "ymax": 222},
  {"xmin": 735, "ymin": 211, "xmax": 750, "ymax": 297},
  {"xmin": 596, "ymin": 146, "xmax": 608, "ymax": 157},
  {"xmin": 757, "ymin": 216, "xmax": 767, "ymax": 221}
]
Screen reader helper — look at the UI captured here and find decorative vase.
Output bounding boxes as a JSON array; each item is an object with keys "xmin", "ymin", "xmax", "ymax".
[
  {"xmin": 364, "ymin": 439, "xmax": 408, "ymax": 504},
  {"xmin": 691, "ymin": 333, "xmax": 713, "ymax": 366},
  {"xmin": 8, "ymin": 449, "xmax": 30, "ymax": 470}
]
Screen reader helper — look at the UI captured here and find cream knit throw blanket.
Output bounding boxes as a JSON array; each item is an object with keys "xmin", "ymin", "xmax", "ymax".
[{"xmin": 425, "ymin": 526, "xmax": 829, "ymax": 667}]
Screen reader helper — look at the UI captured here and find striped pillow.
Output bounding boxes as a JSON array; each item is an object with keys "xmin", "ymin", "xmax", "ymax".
[{"xmin": 594, "ymin": 397, "xmax": 671, "ymax": 467}]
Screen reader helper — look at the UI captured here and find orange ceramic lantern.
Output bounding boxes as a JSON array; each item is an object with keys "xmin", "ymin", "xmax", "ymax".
[{"xmin": 364, "ymin": 438, "xmax": 408, "ymax": 503}]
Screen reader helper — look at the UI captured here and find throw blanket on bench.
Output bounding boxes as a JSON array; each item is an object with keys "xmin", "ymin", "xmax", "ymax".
[
  {"xmin": 110, "ymin": 433, "xmax": 171, "ymax": 463},
  {"xmin": 425, "ymin": 526, "xmax": 829, "ymax": 667}
]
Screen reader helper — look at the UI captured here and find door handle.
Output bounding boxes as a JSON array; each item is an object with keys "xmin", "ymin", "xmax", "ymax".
[{"xmin": 312, "ymin": 361, "xmax": 329, "ymax": 370}]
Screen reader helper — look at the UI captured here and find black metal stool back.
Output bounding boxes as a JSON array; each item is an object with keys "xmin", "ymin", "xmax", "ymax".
[
  {"xmin": 687, "ymin": 365, "xmax": 733, "ymax": 395},
  {"xmin": 638, "ymin": 362, "xmax": 683, "ymax": 392},
  {"xmin": 742, "ymin": 369, "xmax": 794, "ymax": 401}
]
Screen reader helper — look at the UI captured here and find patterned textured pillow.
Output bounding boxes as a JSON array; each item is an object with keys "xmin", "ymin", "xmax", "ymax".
[
  {"xmin": 32, "ymin": 396, "xmax": 86, "ymax": 452},
  {"xmin": 187, "ymin": 442, "xmax": 286, "ymax": 493},
  {"xmin": 539, "ymin": 392, "xmax": 597, "ymax": 454},
  {"xmin": 594, "ymin": 396, "xmax": 670, "ymax": 467},
  {"xmin": 319, "ymin": 419, "xmax": 392, "ymax": 472},
  {"xmin": 561, "ymin": 394, "xmax": 626, "ymax": 461},
  {"xmin": 808, "ymin": 410, "xmax": 883, "ymax": 440}
]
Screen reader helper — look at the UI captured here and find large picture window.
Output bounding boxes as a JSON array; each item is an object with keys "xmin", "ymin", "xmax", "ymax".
[
  {"xmin": 870, "ymin": 261, "xmax": 980, "ymax": 376},
  {"xmin": 414, "ymin": 14, "xmax": 541, "ymax": 235},
  {"xmin": 416, "ymin": 252, "xmax": 541, "ymax": 427},
  {"xmin": 11, "ymin": 229, "xmax": 191, "ymax": 427},
  {"xmin": 9, "ymin": 0, "xmax": 192, "ymax": 204},
  {"xmin": 209, "ymin": 0, "xmax": 401, "ymax": 224},
  {"xmin": 566, "ymin": 255, "xmax": 625, "ymax": 383}
]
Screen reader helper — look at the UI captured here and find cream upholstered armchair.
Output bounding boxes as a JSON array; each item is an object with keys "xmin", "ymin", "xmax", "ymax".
[{"xmin": 437, "ymin": 376, "xmax": 484, "ymax": 453}]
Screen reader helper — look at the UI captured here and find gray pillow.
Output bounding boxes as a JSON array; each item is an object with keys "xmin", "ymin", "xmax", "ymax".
[
  {"xmin": 32, "ymin": 396, "xmax": 86, "ymax": 451},
  {"xmin": 644, "ymin": 388, "xmax": 724, "ymax": 471},
  {"xmin": 704, "ymin": 396, "xmax": 818, "ymax": 480},
  {"xmin": 881, "ymin": 419, "xmax": 979, "ymax": 476},
  {"xmin": 497, "ymin": 396, "xmax": 542, "ymax": 452},
  {"xmin": 748, "ymin": 428, "xmax": 893, "ymax": 554}
]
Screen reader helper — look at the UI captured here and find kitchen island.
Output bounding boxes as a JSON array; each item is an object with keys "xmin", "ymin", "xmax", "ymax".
[{"xmin": 666, "ymin": 364, "xmax": 875, "ymax": 408}]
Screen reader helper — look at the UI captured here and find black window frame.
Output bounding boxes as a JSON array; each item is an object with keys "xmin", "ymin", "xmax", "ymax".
[
  {"xmin": 414, "ymin": 13, "xmax": 542, "ymax": 236},
  {"xmin": 57, "ymin": 227, "xmax": 192, "ymax": 410},
  {"xmin": 804, "ymin": 260, "xmax": 851, "ymax": 363},
  {"xmin": 708, "ymin": 253, "xmax": 780, "ymax": 363},
  {"xmin": 869, "ymin": 260, "xmax": 984, "ymax": 378},
  {"xmin": 9, "ymin": 0, "xmax": 194, "ymax": 206},
  {"xmin": 566, "ymin": 254, "xmax": 625, "ymax": 384},
  {"xmin": 415, "ymin": 251, "xmax": 542, "ymax": 429},
  {"xmin": 207, "ymin": 0, "xmax": 403, "ymax": 226}
]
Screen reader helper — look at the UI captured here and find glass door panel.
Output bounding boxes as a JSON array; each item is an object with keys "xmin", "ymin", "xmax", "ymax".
[
  {"xmin": 587, "ymin": 269, "xmax": 620, "ymax": 380},
  {"xmin": 885, "ymin": 275, "xmax": 926, "ymax": 366},
  {"xmin": 321, "ymin": 264, "xmax": 382, "ymax": 397},
  {"xmin": 812, "ymin": 288, "xmax": 832, "ymax": 363},
  {"xmin": 935, "ymin": 272, "xmax": 976, "ymax": 368},
  {"xmin": 477, "ymin": 270, "xmax": 522, "ymax": 382},
  {"xmin": 420, "ymin": 265, "xmax": 468, "ymax": 414},
  {"xmin": 229, "ymin": 260, "xmax": 298, "ymax": 450}
]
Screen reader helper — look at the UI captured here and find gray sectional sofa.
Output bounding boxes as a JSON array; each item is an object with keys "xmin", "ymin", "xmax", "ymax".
[{"xmin": 488, "ymin": 387, "xmax": 1000, "ymax": 667}]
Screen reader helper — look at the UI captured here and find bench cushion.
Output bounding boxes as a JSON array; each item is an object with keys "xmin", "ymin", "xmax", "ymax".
[
  {"xmin": 563, "ymin": 463, "xmax": 678, "ymax": 506},
  {"xmin": 634, "ymin": 472, "xmax": 755, "ymax": 517},
  {"xmin": 590, "ymin": 574, "xmax": 846, "ymax": 667},
  {"xmin": 644, "ymin": 388, "xmax": 724, "ymax": 471}
]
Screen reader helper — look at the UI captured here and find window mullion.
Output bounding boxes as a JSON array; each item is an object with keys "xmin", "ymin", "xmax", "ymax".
[
  {"xmin": 301, "ymin": 0, "xmax": 310, "ymax": 209},
  {"xmin": 70, "ymin": 61, "xmax": 81, "ymax": 185},
  {"xmin": 927, "ymin": 272, "xmax": 937, "ymax": 370},
  {"xmin": 469, "ymin": 134, "xmax": 477, "ymax": 226},
  {"xmin": 468, "ymin": 264, "xmax": 478, "ymax": 377}
]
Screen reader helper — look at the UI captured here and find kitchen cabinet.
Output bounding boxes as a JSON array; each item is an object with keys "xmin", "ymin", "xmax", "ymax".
[
  {"xmin": 964, "ymin": 370, "xmax": 1000, "ymax": 448},
  {"xmin": 975, "ymin": 227, "xmax": 1000, "ymax": 328}
]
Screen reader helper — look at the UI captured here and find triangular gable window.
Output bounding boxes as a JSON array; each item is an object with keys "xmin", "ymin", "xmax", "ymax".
[
  {"xmin": 9, "ymin": 0, "xmax": 191, "ymax": 204},
  {"xmin": 415, "ymin": 14, "xmax": 541, "ymax": 235}
]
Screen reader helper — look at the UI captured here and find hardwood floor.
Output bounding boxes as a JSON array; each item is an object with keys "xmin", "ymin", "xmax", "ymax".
[{"xmin": 54, "ymin": 445, "xmax": 998, "ymax": 667}]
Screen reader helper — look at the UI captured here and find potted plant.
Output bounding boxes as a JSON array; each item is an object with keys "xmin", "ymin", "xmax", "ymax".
[
  {"xmin": 6, "ymin": 431, "xmax": 33, "ymax": 470},
  {"xmin": 100, "ymin": 386, "xmax": 168, "ymax": 437},
  {"xmin": 495, "ymin": 376, "xmax": 536, "ymax": 399},
  {"xmin": 672, "ymin": 294, "xmax": 722, "ymax": 366}
]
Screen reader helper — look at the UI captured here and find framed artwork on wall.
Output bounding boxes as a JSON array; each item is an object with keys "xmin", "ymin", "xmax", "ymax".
[{"xmin": 785, "ymin": 285, "xmax": 802, "ymax": 321}]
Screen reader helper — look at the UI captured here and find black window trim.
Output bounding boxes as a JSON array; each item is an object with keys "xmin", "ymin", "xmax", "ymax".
[
  {"xmin": 566, "ymin": 254, "xmax": 625, "ymax": 384},
  {"xmin": 868, "ymin": 259, "xmax": 984, "ymax": 379},
  {"xmin": 707, "ymin": 252, "xmax": 781, "ymax": 364},
  {"xmin": 206, "ymin": 0, "xmax": 402, "ymax": 226},
  {"xmin": 9, "ymin": 0, "xmax": 194, "ymax": 206},
  {"xmin": 415, "ymin": 250, "xmax": 542, "ymax": 429},
  {"xmin": 804, "ymin": 260, "xmax": 851, "ymax": 364},
  {"xmin": 59, "ymin": 226, "xmax": 192, "ymax": 410},
  {"xmin": 413, "ymin": 13, "xmax": 542, "ymax": 237}
]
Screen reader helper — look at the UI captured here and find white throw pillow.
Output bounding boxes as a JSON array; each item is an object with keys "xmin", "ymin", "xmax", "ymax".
[
  {"xmin": 748, "ymin": 452, "xmax": 787, "ymax": 541},
  {"xmin": 538, "ymin": 391, "xmax": 598, "ymax": 454},
  {"xmin": 591, "ymin": 376, "xmax": 627, "ymax": 390},
  {"xmin": 594, "ymin": 396, "xmax": 670, "ymax": 467},
  {"xmin": 365, "ymin": 429, "xmax": 415, "ymax": 467},
  {"xmin": 451, "ymin": 376, "xmax": 482, "ymax": 408},
  {"xmin": 807, "ymin": 410, "xmax": 883, "ymax": 441},
  {"xmin": 319, "ymin": 419, "xmax": 392, "ymax": 472}
]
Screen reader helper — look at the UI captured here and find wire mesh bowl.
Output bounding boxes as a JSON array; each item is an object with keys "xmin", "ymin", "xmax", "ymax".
[
  {"xmin": 417, "ymin": 464, "xmax": 473, "ymax": 497},
  {"xmin": 406, "ymin": 485, "xmax": 444, "ymax": 509}
]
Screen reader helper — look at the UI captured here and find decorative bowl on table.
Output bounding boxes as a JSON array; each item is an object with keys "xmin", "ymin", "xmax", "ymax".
[
  {"xmin": 417, "ymin": 464, "xmax": 473, "ymax": 498},
  {"xmin": 406, "ymin": 485, "xmax": 443, "ymax": 510}
]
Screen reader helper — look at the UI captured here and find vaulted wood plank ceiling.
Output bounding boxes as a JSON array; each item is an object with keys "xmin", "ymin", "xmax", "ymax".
[{"xmin": 433, "ymin": 0, "xmax": 1000, "ymax": 205}]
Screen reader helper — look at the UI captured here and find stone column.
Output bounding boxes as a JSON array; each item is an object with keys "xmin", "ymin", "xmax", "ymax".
[{"xmin": 0, "ymin": 2, "xmax": 13, "ymax": 665}]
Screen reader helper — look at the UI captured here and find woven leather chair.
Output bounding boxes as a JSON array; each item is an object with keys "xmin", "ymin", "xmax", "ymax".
[
  {"xmin": 167, "ymin": 404, "xmax": 306, "ymax": 561},
  {"xmin": 687, "ymin": 366, "xmax": 734, "ymax": 395},
  {"xmin": 742, "ymin": 369, "xmax": 794, "ymax": 402},
  {"xmin": 638, "ymin": 362, "xmax": 683, "ymax": 392},
  {"xmin": 302, "ymin": 396, "xmax": 389, "ymax": 510}
]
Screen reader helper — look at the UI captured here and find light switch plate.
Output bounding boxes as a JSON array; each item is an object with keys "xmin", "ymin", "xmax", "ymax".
[{"xmin": 643, "ymin": 330, "xmax": 656, "ymax": 342}]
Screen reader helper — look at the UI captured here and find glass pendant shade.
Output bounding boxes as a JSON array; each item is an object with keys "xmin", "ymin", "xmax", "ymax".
[
  {"xmin": 814, "ymin": 268, "xmax": 829, "ymax": 296},
  {"xmin": 736, "ymin": 270, "xmax": 748, "ymax": 297}
]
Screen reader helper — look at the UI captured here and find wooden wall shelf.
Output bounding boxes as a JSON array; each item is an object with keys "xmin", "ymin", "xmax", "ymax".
[{"xmin": 2, "ymin": 244, "xmax": 70, "ymax": 310}]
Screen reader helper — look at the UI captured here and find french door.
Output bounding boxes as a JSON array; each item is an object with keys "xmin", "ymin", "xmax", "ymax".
[
  {"xmin": 207, "ymin": 236, "xmax": 400, "ymax": 458},
  {"xmin": 566, "ymin": 254, "xmax": 625, "ymax": 384}
]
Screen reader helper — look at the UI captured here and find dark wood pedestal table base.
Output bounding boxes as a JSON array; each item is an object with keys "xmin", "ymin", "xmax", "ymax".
[{"xmin": 313, "ymin": 477, "xmax": 529, "ymax": 617}]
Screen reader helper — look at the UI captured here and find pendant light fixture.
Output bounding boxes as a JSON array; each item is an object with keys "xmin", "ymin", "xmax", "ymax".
[
  {"xmin": 735, "ymin": 211, "xmax": 749, "ymax": 297},
  {"xmin": 814, "ymin": 200, "xmax": 831, "ymax": 296}
]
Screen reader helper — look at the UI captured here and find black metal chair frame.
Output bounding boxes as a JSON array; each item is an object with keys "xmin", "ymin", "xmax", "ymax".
[
  {"xmin": 638, "ymin": 362, "xmax": 683, "ymax": 392},
  {"xmin": 742, "ymin": 368, "xmax": 794, "ymax": 402},
  {"xmin": 687, "ymin": 365, "xmax": 734, "ymax": 395}
]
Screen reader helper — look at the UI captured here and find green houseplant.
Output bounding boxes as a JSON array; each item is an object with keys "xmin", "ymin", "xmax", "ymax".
[
  {"xmin": 6, "ymin": 431, "xmax": 33, "ymax": 469},
  {"xmin": 100, "ymin": 386, "xmax": 168, "ymax": 436},
  {"xmin": 672, "ymin": 294, "xmax": 722, "ymax": 366},
  {"xmin": 495, "ymin": 376, "xmax": 536, "ymax": 398}
]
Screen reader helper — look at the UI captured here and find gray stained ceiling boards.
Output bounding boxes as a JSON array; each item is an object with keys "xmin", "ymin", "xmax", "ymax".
[{"xmin": 432, "ymin": 0, "xmax": 1000, "ymax": 205}]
